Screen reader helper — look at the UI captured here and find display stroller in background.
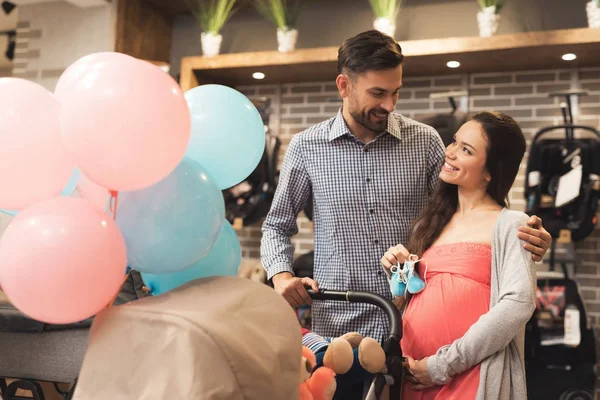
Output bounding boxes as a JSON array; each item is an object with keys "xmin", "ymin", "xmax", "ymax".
[
  {"xmin": 524, "ymin": 89, "xmax": 600, "ymax": 242},
  {"xmin": 523, "ymin": 89, "xmax": 600, "ymax": 400},
  {"xmin": 222, "ymin": 97, "xmax": 281, "ymax": 227}
]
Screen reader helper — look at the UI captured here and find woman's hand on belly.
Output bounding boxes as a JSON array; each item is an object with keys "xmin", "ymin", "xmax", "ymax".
[{"xmin": 405, "ymin": 355, "xmax": 435, "ymax": 390}]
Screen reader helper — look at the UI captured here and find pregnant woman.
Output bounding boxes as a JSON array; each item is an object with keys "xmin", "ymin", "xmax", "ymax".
[{"xmin": 381, "ymin": 111, "xmax": 537, "ymax": 399}]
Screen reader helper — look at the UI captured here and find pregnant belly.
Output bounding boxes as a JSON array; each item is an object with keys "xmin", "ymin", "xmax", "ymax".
[{"xmin": 401, "ymin": 275, "xmax": 490, "ymax": 360}]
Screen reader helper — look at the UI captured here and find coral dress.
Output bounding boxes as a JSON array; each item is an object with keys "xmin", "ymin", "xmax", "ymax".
[{"xmin": 401, "ymin": 242, "xmax": 492, "ymax": 400}]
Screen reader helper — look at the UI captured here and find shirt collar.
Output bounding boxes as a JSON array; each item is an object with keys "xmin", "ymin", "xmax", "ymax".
[
  {"xmin": 328, "ymin": 108, "xmax": 403, "ymax": 142},
  {"xmin": 386, "ymin": 112, "xmax": 402, "ymax": 140},
  {"xmin": 328, "ymin": 109, "xmax": 352, "ymax": 141}
]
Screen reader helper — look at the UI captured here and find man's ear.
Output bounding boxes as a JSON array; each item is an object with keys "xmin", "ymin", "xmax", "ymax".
[{"xmin": 336, "ymin": 74, "xmax": 350, "ymax": 98}]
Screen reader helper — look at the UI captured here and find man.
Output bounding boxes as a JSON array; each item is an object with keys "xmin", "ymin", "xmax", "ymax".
[{"xmin": 261, "ymin": 30, "xmax": 550, "ymax": 341}]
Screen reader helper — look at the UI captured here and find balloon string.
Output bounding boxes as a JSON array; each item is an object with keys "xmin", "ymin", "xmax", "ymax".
[
  {"xmin": 109, "ymin": 190, "xmax": 119, "ymax": 220},
  {"xmin": 104, "ymin": 189, "xmax": 122, "ymax": 310}
]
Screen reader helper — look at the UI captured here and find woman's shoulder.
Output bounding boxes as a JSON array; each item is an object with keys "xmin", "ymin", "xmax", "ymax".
[
  {"xmin": 492, "ymin": 209, "xmax": 532, "ymax": 260},
  {"xmin": 496, "ymin": 208, "xmax": 530, "ymax": 232}
]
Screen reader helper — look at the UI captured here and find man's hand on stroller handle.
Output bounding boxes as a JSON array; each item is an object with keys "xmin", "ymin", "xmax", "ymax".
[
  {"xmin": 272, "ymin": 272, "xmax": 319, "ymax": 307},
  {"xmin": 381, "ymin": 244, "xmax": 411, "ymax": 270}
]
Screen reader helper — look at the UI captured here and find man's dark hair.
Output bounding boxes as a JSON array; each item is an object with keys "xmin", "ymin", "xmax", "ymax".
[{"xmin": 337, "ymin": 30, "xmax": 404, "ymax": 76}]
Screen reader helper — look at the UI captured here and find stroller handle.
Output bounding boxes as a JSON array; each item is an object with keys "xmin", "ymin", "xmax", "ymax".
[
  {"xmin": 307, "ymin": 289, "xmax": 402, "ymax": 340},
  {"xmin": 532, "ymin": 124, "xmax": 600, "ymax": 143}
]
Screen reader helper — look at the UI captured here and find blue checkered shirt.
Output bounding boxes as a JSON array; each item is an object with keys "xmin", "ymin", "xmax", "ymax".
[{"xmin": 261, "ymin": 110, "xmax": 445, "ymax": 341}]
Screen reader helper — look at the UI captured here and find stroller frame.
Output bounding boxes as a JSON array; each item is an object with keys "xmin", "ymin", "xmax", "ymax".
[{"xmin": 308, "ymin": 289, "xmax": 404, "ymax": 400}]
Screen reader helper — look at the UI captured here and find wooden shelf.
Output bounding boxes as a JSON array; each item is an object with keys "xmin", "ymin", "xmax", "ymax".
[
  {"xmin": 144, "ymin": 60, "xmax": 171, "ymax": 73},
  {"xmin": 179, "ymin": 28, "xmax": 600, "ymax": 91}
]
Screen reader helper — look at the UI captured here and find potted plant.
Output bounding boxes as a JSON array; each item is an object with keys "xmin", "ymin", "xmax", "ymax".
[
  {"xmin": 369, "ymin": 0, "xmax": 403, "ymax": 38},
  {"xmin": 187, "ymin": 0, "xmax": 238, "ymax": 57},
  {"xmin": 255, "ymin": 0, "xmax": 301, "ymax": 52},
  {"xmin": 587, "ymin": 0, "xmax": 600, "ymax": 28},
  {"xmin": 476, "ymin": 0, "xmax": 505, "ymax": 38}
]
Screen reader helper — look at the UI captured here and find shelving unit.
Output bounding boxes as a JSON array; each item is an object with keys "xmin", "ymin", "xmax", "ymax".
[{"xmin": 179, "ymin": 27, "xmax": 600, "ymax": 91}]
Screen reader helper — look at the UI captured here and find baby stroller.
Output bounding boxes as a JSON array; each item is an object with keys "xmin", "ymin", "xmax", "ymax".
[
  {"xmin": 309, "ymin": 289, "xmax": 404, "ymax": 400},
  {"xmin": 71, "ymin": 276, "xmax": 302, "ymax": 400},
  {"xmin": 523, "ymin": 89, "xmax": 599, "ymax": 399},
  {"xmin": 69, "ymin": 275, "xmax": 402, "ymax": 400},
  {"xmin": 0, "ymin": 271, "xmax": 148, "ymax": 400}
]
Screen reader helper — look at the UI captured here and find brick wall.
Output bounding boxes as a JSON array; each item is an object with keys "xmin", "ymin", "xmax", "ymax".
[
  {"xmin": 11, "ymin": 1, "xmax": 116, "ymax": 91},
  {"xmin": 237, "ymin": 67, "xmax": 600, "ymax": 392}
]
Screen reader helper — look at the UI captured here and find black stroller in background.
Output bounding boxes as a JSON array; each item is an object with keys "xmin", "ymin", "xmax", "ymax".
[
  {"xmin": 523, "ymin": 89, "xmax": 600, "ymax": 400},
  {"xmin": 223, "ymin": 97, "xmax": 281, "ymax": 228}
]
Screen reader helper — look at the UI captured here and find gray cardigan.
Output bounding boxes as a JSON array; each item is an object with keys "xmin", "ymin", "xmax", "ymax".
[{"xmin": 426, "ymin": 208, "xmax": 537, "ymax": 399}]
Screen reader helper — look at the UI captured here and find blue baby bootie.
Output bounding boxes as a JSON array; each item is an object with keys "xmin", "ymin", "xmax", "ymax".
[
  {"xmin": 389, "ymin": 264, "xmax": 407, "ymax": 297},
  {"xmin": 405, "ymin": 258, "xmax": 426, "ymax": 294}
]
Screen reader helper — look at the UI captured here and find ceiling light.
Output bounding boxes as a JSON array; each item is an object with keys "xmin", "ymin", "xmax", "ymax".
[
  {"xmin": 252, "ymin": 72, "xmax": 265, "ymax": 80},
  {"xmin": 1, "ymin": 1, "xmax": 15, "ymax": 15},
  {"xmin": 562, "ymin": 53, "xmax": 577, "ymax": 61},
  {"xmin": 446, "ymin": 61, "xmax": 460, "ymax": 69}
]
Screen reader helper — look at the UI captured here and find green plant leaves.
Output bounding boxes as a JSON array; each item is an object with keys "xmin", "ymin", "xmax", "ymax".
[
  {"xmin": 368, "ymin": 0, "xmax": 403, "ymax": 20},
  {"xmin": 255, "ymin": 0, "xmax": 301, "ymax": 30},
  {"xmin": 476, "ymin": 0, "xmax": 505, "ymax": 14},
  {"xmin": 186, "ymin": 0, "xmax": 239, "ymax": 34}
]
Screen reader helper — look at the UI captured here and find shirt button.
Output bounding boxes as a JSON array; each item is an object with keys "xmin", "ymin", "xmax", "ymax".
[
  {"xmin": 377, "ymin": 270, "xmax": 383, "ymax": 276},
  {"xmin": 374, "ymin": 239, "xmax": 379, "ymax": 244},
  {"xmin": 364, "ymin": 148, "xmax": 369, "ymax": 153},
  {"xmin": 369, "ymin": 209, "xmax": 374, "ymax": 214},
  {"xmin": 366, "ymin": 178, "xmax": 371, "ymax": 183}
]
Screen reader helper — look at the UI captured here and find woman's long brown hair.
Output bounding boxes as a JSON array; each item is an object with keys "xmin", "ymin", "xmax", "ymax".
[{"xmin": 406, "ymin": 111, "xmax": 527, "ymax": 256}]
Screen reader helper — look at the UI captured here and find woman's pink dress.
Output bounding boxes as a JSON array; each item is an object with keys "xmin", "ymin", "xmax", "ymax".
[{"xmin": 401, "ymin": 242, "xmax": 492, "ymax": 400}]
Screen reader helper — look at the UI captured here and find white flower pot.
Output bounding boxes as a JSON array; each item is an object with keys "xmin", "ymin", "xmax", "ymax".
[
  {"xmin": 201, "ymin": 32, "xmax": 222, "ymax": 58},
  {"xmin": 477, "ymin": 6, "xmax": 501, "ymax": 38},
  {"xmin": 374, "ymin": 17, "xmax": 396, "ymax": 38},
  {"xmin": 277, "ymin": 28, "xmax": 298, "ymax": 52},
  {"xmin": 587, "ymin": 1, "xmax": 600, "ymax": 28}
]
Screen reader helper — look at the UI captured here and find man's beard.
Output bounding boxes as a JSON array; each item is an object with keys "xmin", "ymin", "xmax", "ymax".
[{"xmin": 349, "ymin": 107, "xmax": 389, "ymax": 134}]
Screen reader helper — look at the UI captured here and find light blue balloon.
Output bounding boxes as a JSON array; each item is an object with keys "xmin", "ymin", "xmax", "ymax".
[
  {"xmin": 1, "ymin": 168, "xmax": 81, "ymax": 216},
  {"xmin": 116, "ymin": 157, "xmax": 225, "ymax": 274},
  {"xmin": 184, "ymin": 84, "xmax": 265, "ymax": 190},
  {"xmin": 141, "ymin": 220, "xmax": 242, "ymax": 295}
]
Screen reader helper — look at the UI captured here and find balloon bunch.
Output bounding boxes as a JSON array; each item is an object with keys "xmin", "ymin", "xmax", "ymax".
[{"xmin": 0, "ymin": 52, "xmax": 265, "ymax": 324}]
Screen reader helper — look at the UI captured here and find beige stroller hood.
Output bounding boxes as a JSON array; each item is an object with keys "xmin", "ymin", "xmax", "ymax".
[{"xmin": 72, "ymin": 276, "xmax": 302, "ymax": 400}]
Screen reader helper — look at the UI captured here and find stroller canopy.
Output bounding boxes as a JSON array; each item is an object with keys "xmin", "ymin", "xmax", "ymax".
[{"xmin": 73, "ymin": 276, "xmax": 302, "ymax": 400}]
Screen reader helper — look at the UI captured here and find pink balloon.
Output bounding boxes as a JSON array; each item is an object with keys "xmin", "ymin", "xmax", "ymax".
[
  {"xmin": 0, "ymin": 78, "xmax": 74, "ymax": 210},
  {"xmin": 0, "ymin": 197, "xmax": 127, "ymax": 324},
  {"xmin": 77, "ymin": 172, "xmax": 110, "ymax": 211},
  {"xmin": 58, "ymin": 52, "xmax": 191, "ymax": 192},
  {"xmin": 54, "ymin": 52, "xmax": 136, "ymax": 100}
]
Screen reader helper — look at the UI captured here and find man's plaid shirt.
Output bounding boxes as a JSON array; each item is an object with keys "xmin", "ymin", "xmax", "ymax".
[{"xmin": 261, "ymin": 110, "xmax": 445, "ymax": 341}]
